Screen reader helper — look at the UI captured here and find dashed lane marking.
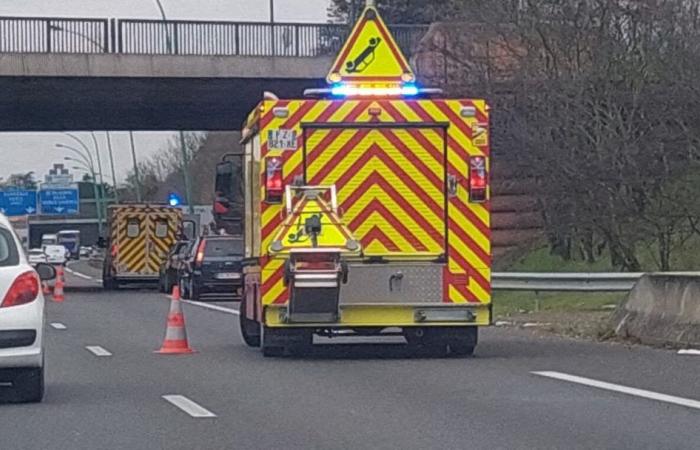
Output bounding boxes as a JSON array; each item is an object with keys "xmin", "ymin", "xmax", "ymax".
[
  {"xmin": 65, "ymin": 268, "xmax": 93, "ymax": 280},
  {"xmin": 163, "ymin": 395, "xmax": 217, "ymax": 418},
  {"xmin": 50, "ymin": 322, "xmax": 67, "ymax": 330},
  {"xmin": 181, "ymin": 299, "xmax": 240, "ymax": 316},
  {"xmin": 533, "ymin": 371, "xmax": 700, "ymax": 411},
  {"xmin": 86, "ymin": 345, "xmax": 112, "ymax": 357}
]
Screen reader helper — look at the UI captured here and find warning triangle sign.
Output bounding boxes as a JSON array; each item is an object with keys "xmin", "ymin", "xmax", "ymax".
[{"xmin": 327, "ymin": 6, "xmax": 416, "ymax": 85}]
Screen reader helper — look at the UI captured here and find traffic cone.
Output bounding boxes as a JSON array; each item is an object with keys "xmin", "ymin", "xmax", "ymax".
[
  {"xmin": 52, "ymin": 266, "xmax": 65, "ymax": 303},
  {"xmin": 155, "ymin": 286, "xmax": 195, "ymax": 354}
]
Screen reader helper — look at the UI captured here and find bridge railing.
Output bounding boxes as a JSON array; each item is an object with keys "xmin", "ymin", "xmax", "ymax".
[
  {"xmin": 0, "ymin": 16, "xmax": 109, "ymax": 53},
  {"xmin": 0, "ymin": 16, "xmax": 429, "ymax": 58},
  {"xmin": 117, "ymin": 19, "xmax": 428, "ymax": 57}
]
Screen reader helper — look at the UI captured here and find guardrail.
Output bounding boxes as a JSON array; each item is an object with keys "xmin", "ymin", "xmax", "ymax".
[
  {"xmin": 492, "ymin": 272, "xmax": 644, "ymax": 292},
  {"xmin": 492, "ymin": 272, "xmax": 700, "ymax": 291},
  {"xmin": 0, "ymin": 16, "xmax": 428, "ymax": 57}
]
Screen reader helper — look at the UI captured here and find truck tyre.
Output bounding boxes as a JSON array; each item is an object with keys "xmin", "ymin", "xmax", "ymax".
[
  {"xmin": 403, "ymin": 327, "xmax": 449, "ymax": 357},
  {"xmin": 447, "ymin": 327, "xmax": 478, "ymax": 358},
  {"xmin": 239, "ymin": 300, "xmax": 261, "ymax": 348}
]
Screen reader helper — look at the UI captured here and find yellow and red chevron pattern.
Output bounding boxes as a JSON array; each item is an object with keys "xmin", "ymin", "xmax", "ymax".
[
  {"xmin": 257, "ymin": 99, "xmax": 491, "ymax": 305},
  {"xmin": 109, "ymin": 205, "xmax": 181, "ymax": 275}
]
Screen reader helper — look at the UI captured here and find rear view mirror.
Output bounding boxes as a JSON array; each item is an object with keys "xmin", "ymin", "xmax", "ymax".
[
  {"xmin": 182, "ymin": 220, "xmax": 197, "ymax": 241},
  {"xmin": 35, "ymin": 263, "xmax": 56, "ymax": 281}
]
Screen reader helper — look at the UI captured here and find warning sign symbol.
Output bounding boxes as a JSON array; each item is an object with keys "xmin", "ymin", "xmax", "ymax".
[{"xmin": 327, "ymin": 7, "xmax": 415, "ymax": 85}]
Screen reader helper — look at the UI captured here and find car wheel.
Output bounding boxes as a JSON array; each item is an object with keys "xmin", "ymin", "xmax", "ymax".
[
  {"xmin": 179, "ymin": 277, "xmax": 190, "ymax": 299},
  {"xmin": 190, "ymin": 278, "xmax": 201, "ymax": 301},
  {"xmin": 1, "ymin": 367, "xmax": 44, "ymax": 403}
]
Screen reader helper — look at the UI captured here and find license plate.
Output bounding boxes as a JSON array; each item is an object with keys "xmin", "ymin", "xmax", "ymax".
[{"xmin": 215, "ymin": 272, "xmax": 241, "ymax": 280}]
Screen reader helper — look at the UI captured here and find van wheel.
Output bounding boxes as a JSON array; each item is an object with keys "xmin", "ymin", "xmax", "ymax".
[
  {"xmin": 239, "ymin": 299, "xmax": 261, "ymax": 347},
  {"xmin": 103, "ymin": 275, "xmax": 116, "ymax": 291}
]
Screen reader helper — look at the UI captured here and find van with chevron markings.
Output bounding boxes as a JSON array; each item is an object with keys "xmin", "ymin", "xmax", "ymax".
[{"xmin": 102, "ymin": 204, "xmax": 183, "ymax": 290}]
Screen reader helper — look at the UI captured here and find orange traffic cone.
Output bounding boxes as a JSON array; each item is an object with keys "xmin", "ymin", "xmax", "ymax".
[
  {"xmin": 52, "ymin": 266, "xmax": 65, "ymax": 303},
  {"xmin": 155, "ymin": 286, "xmax": 195, "ymax": 354}
]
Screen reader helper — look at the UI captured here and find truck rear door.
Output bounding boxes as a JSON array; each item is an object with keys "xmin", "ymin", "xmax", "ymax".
[{"xmin": 303, "ymin": 124, "xmax": 447, "ymax": 260}]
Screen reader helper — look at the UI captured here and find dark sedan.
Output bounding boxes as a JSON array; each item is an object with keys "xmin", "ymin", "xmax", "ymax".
[{"xmin": 178, "ymin": 235, "xmax": 243, "ymax": 301}]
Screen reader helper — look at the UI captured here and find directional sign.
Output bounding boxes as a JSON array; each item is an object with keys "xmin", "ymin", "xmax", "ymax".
[
  {"xmin": 0, "ymin": 190, "xmax": 38, "ymax": 217},
  {"xmin": 39, "ymin": 189, "xmax": 79, "ymax": 215},
  {"xmin": 327, "ymin": 6, "xmax": 415, "ymax": 85}
]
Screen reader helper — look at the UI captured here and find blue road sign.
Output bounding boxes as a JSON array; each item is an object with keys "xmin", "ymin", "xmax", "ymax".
[
  {"xmin": 0, "ymin": 190, "xmax": 38, "ymax": 216},
  {"xmin": 39, "ymin": 189, "xmax": 80, "ymax": 215}
]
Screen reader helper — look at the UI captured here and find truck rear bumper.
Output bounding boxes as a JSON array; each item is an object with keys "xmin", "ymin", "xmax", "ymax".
[{"xmin": 264, "ymin": 303, "xmax": 491, "ymax": 328}]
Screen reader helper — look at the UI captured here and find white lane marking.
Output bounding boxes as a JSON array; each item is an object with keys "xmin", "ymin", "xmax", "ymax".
[
  {"xmin": 175, "ymin": 297, "xmax": 240, "ymax": 316},
  {"xmin": 163, "ymin": 395, "xmax": 217, "ymax": 418},
  {"xmin": 678, "ymin": 349, "xmax": 700, "ymax": 356},
  {"xmin": 65, "ymin": 264, "xmax": 96, "ymax": 280},
  {"xmin": 50, "ymin": 322, "xmax": 67, "ymax": 330},
  {"xmin": 86, "ymin": 345, "xmax": 112, "ymax": 357},
  {"xmin": 533, "ymin": 371, "xmax": 700, "ymax": 411}
]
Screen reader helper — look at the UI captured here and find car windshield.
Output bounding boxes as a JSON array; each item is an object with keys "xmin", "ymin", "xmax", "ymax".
[
  {"xmin": 0, "ymin": 227, "xmax": 19, "ymax": 267},
  {"xmin": 204, "ymin": 238, "xmax": 243, "ymax": 257}
]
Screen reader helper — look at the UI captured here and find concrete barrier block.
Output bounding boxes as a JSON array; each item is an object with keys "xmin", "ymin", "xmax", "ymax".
[{"xmin": 612, "ymin": 274, "xmax": 700, "ymax": 347}]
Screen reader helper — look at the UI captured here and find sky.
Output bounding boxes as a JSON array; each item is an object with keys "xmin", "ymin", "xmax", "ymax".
[{"xmin": 0, "ymin": 0, "xmax": 331, "ymax": 184}]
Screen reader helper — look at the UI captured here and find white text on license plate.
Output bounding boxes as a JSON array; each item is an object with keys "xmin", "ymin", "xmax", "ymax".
[{"xmin": 216, "ymin": 272, "xmax": 241, "ymax": 280}]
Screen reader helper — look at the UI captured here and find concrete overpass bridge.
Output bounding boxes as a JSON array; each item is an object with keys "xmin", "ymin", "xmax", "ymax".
[{"xmin": 0, "ymin": 16, "xmax": 427, "ymax": 131}]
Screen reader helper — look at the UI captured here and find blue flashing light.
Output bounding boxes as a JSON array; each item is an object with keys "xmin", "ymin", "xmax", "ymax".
[
  {"xmin": 168, "ymin": 192, "xmax": 182, "ymax": 207},
  {"xmin": 331, "ymin": 83, "xmax": 420, "ymax": 97}
]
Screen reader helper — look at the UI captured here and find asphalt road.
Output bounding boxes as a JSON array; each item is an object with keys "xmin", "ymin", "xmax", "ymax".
[{"xmin": 1, "ymin": 280, "xmax": 699, "ymax": 449}]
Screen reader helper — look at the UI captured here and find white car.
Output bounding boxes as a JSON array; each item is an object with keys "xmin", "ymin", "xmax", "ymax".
[
  {"xmin": 27, "ymin": 249, "xmax": 47, "ymax": 266},
  {"xmin": 0, "ymin": 213, "xmax": 55, "ymax": 403},
  {"xmin": 42, "ymin": 245, "xmax": 67, "ymax": 265}
]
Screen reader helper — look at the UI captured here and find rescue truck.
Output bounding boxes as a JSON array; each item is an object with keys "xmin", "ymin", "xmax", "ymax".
[
  {"xmin": 221, "ymin": 4, "xmax": 491, "ymax": 356},
  {"xmin": 102, "ymin": 204, "xmax": 184, "ymax": 290}
]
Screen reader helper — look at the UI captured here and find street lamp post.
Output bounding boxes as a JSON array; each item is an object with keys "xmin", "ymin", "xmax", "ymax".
[
  {"xmin": 62, "ymin": 133, "xmax": 106, "ymax": 227},
  {"xmin": 61, "ymin": 153, "xmax": 103, "ymax": 235},
  {"xmin": 105, "ymin": 131, "xmax": 119, "ymax": 202},
  {"xmin": 49, "ymin": 24, "xmax": 106, "ymax": 52},
  {"xmin": 179, "ymin": 131, "xmax": 194, "ymax": 214},
  {"xmin": 90, "ymin": 132, "xmax": 108, "ymax": 219},
  {"xmin": 153, "ymin": 0, "xmax": 173, "ymax": 53},
  {"xmin": 129, "ymin": 131, "xmax": 143, "ymax": 202}
]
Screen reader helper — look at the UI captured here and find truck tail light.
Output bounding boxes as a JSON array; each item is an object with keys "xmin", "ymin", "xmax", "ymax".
[
  {"xmin": 1, "ymin": 271, "xmax": 39, "ymax": 308},
  {"xmin": 265, "ymin": 157, "xmax": 284, "ymax": 203},
  {"xmin": 469, "ymin": 156, "xmax": 488, "ymax": 203},
  {"xmin": 195, "ymin": 240, "xmax": 207, "ymax": 267}
]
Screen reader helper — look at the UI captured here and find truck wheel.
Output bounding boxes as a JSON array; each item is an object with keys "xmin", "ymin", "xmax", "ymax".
[
  {"xmin": 239, "ymin": 300, "xmax": 261, "ymax": 348},
  {"xmin": 403, "ymin": 328, "xmax": 448, "ymax": 357},
  {"xmin": 448, "ymin": 327, "xmax": 478, "ymax": 358}
]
